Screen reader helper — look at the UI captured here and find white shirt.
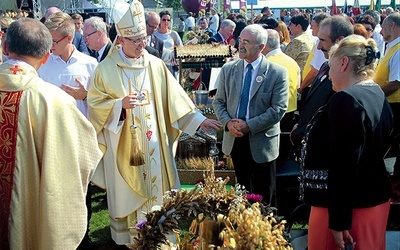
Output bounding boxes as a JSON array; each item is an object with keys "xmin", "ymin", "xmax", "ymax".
[
  {"xmin": 373, "ymin": 24, "xmax": 385, "ymax": 58},
  {"xmin": 185, "ymin": 16, "xmax": 195, "ymax": 29},
  {"xmin": 154, "ymin": 30, "xmax": 183, "ymax": 66},
  {"xmin": 265, "ymin": 48, "xmax": 282, "ymax": 58},
  {"xmin": 38, "ymin": 47, "xmax": 98, "ymax": 117},
  {"xmin": 97, "ymin": 43, "xmax": 108, "ymax": 62},
  {"xmin": 237, "ymin": 55, "xmax": 263, "ymax": 120},
  {"xmin": 310, "ymin": 40, "xmax": 327, "ymax": 71},
  {"xmin": 209, "ymin": 14, "xmax": 219, "ymax": 35},
  {"xmin": 386, "ymin": 37, "xmax": 400, "ymax": 82},
  {"xmin": 154, "ymin": 30, "xmax": 182, "ymax": 49}
]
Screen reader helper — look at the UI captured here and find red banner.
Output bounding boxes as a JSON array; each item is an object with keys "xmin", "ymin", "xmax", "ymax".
[
  {"xmin": 198, "ymin": 0, "xmax": 207, "ymax": 17},
  {"xmin": 208, "ymin": 0, "xmax": 216, "ymax": 11},
  {"xmin": 331, "ymin": 0, "xmax": 339, "ymax": 15},
  {"xmin": 353, "ymin": 0, "xmax": 361, "ymax": 16}
]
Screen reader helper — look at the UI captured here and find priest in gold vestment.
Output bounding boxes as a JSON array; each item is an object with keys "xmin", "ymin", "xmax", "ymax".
[
  {"xmin": 0, "ymin": 18, "xmax": 103, "ymax": 250},
  {"xmin": 87, "ymin": 0, "xmax": 222, "ymax": 245}
]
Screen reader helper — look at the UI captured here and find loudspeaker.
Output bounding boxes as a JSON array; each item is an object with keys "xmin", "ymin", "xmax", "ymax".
[{"xmin": 16, "ymin": 0, "xmax": 33, "ymax": 10}]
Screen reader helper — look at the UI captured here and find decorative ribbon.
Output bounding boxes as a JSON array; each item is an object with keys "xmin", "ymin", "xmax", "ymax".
[{"xmin": 0, "ymin": 90, "xmax": 23, "ymax": 249}]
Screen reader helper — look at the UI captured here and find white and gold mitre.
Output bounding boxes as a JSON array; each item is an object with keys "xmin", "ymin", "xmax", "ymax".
[{"xmin": 115, "ymin": 0, "xmax": 146, "ymax": 37}]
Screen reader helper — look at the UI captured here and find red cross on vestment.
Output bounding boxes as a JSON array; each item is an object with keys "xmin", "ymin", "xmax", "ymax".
[{"xmin": 9, "ymin": 65, "xmax": 23, "ymax": 75}]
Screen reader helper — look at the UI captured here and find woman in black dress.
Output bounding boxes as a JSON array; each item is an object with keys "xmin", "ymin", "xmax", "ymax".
[{"xmin": 301, "ymin": 34, "xmax": 393, "ymax": 250}]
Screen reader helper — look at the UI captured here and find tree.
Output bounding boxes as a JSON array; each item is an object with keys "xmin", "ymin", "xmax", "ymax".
[
  {"xmin": 88, "ymin": 0, "xmax": 100, "ymax": 4},
  {"xmin": 163, "ymin": 0, "xmax": 182, "ymax": 10}
]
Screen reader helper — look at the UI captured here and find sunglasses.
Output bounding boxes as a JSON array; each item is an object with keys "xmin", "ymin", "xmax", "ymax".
[{"xmin": 162, "ymin": 19, "xmax": 171, "ymax": 22}]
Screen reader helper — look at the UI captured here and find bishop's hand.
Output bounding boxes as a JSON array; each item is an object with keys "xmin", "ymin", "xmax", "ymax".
[
  {"xmin": 122, "ymin": 93, "xmax": 138, "ymax": 109},
  {"xmin": 200, "ymin": 119, "xmax": 222, "ymax": 132}
]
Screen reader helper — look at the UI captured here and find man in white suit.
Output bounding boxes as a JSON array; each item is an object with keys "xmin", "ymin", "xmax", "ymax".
[{"xmin": 213, "ymin": 24, "xmax": 289, "ymax": 205}]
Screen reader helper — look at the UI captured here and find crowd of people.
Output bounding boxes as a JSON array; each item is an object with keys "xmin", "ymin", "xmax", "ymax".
[{"xmin": 0, "ymin": 2, "xmax": 399, "ymax": 250}]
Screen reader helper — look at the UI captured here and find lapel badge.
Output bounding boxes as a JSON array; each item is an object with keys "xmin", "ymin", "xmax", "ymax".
[{"xmin": 256, "ymin": 76, "xmax": 263, "ymax": 83}]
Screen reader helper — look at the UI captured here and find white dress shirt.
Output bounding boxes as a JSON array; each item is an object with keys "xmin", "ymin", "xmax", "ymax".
[
  {"xmin": 386, "ymin": 37, "xmax": 400, "ymax": 82},
  {"xmin": 237, "ymin": 55, "xmax": 263, "ymax": 120},
  {"xmin": 38, "ymin": 47, "xmax": 98, "ymax": 117}
]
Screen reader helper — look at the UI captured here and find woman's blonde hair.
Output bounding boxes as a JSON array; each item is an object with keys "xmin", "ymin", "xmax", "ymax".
[
  {"xmin": 275, "ymin": 21, "xmax": 290, "ymax": 46},
  {"xmin": 329, "ymin": 34, "xmax": 379, "ymax": 78}
]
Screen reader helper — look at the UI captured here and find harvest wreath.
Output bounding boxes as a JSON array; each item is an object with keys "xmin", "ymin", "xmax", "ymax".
[{"xmin": 127, "ymin": 169, "xmax": 293, "ymax": 250}]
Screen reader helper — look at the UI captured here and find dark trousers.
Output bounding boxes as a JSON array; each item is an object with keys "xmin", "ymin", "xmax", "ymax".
[
  {"xmin": 390, "ymin": 103, "xmax": 400, "ymax": 179},
  {"xmin": 230, "ymin": 133, "xmax": 277, "ymax": 206},
  {"xmin": 78, "ymin": 184, "xmax": 93, "ymax": 248},
  {"xmin": 279, "ymin": 111, "xmax": 298, "ymax": 160}
]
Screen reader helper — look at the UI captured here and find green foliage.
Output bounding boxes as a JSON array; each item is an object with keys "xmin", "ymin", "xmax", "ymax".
[
  {"xmin": 163, "ymin": 0, "xmax": 182, "ymax": 10},
  {"xmin": 88, "ymin": 0, "xmax": 100, "ymax": 5}
]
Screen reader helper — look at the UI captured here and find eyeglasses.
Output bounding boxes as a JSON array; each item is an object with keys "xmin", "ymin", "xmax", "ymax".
[
  {"xmin": 162, "ymin": 18, "xmax": 171, "ymax": 22},
  {"xmin": 366, "ymin": 28, "xmax": 373, "ymax": 32},
  {"xmin": 124, "ymin": 36, "xmax": 147, "ymax": 45},
  {"xmin": 83, "ymin": 30, "xmax": 97, "ymax": 39},
  {"xmin": 52, "ymin": 35, "xmax": 69, "ymax": 44},
  {"xmin": 146, "ymin": 22, "xmax": 158, "ymax": 29}
]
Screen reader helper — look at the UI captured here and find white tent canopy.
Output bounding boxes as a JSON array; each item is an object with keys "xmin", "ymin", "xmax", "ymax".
[{"xmin": 231, "ymin": 0, "xmax": 395, "ymax": 10}]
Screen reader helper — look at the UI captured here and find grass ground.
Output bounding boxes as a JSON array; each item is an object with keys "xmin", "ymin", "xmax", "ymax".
[
  {"xmin": 89, "ymin": 185, "xmax": 120, "ymax": 249},
  {"xmin": 88, "ymin": 185, "xmax": 194, "ymax": 249}
]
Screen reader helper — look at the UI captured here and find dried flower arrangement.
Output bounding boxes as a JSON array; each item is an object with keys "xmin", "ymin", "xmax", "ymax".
[
  {"xmin": 180, "ymin": 69, "xmax": 200, "ymax": 95},
  {"xmin": 175, "ymin": 30, "xmax": 232, "ymax": 94},
  {"xmin": 176, "ymin": 157, "xmax": 215, "ymax": 170},
  {"xmin": 127, "ymin": 168, "xmax": 293, "ymax": 249},
  {"xmin": 177, "ymin": 28, "xmax": 211, "ymax": 94},
  {"xmin": 175, "ymin": 44, "xmax": 231, "ymax": 59},
  {"xmin": 218, "ymin": 203, "xmax": 290, "ymax": 249},
  {"xmin": 185, "ymin": 27, "xmax": 211, "ymax": 45}
]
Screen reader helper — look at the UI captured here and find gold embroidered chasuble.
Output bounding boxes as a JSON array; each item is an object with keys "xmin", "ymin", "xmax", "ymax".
[
  {"xmin": 88, "ymin": 48, "xmax": 205, "ymax": 243},
  {"xmin": 0, "ymin": 60, "xmax": 102, "ymax": 250}
]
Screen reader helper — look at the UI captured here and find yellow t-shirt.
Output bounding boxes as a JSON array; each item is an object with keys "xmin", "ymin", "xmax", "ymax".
[
  {"xmin": 302, "ymin": 44, "xmax": 315, "ymax": 81},
  {"xmin": 267, "ymin": 52, "xmax": 300, "ymax": 113},
  {"xmin": 374, "ymin": 42, "xmax": 400, "ymax": 103}
]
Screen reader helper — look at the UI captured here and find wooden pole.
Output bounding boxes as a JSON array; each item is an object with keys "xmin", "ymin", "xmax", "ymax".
[{"xmin": 251, "ymin": 4, "xmax": 253, "ymax": 23}]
